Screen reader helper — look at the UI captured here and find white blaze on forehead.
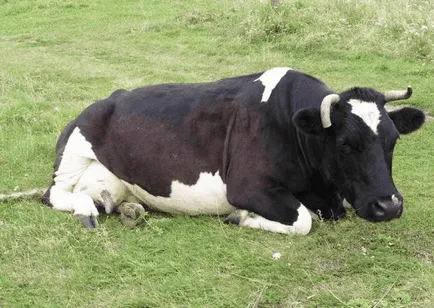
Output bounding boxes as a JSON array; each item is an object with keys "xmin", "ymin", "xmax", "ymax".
[
  {"xmin": 123, "ymin": 171, "xmax": 235, "ymax": 216},
  {"xmin": 348, "ymin": 99, "xmax": 381, "ymax": 134},
  {"xmin": 254, "ymin": 67, "xmax": 291, "ymax": 103}
]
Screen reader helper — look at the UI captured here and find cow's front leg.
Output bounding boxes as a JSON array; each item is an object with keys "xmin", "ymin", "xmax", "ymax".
[
  {"xmin": 225, "ymin": 189, "xmax": 312, "ymax": 235},
  {"xmin": 294, "ymin": 191, "xmax": 346, "ymax": 221}
]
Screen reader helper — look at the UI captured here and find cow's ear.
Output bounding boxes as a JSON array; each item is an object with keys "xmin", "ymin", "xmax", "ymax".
[
  {"xmin": 293, "ymin": 108, "xmax": 324, "ymax": 135},
  {"xmin": 388, "ymin": 107, "xmax": 425, "ymax": 134}
]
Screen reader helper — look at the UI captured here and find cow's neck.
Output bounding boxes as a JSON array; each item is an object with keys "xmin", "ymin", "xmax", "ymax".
[{"xmin": 295, "ymin": 130, "xmax": 331, "ymax": 187}]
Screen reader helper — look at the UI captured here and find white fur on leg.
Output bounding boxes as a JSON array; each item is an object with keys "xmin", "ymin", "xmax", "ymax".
[
  {"xmin": 50, "ymin": 186, "xmax": 99, "ymax": 218},
  {"xmin": 48, "ymin": 127, "xmax": 100, "ymax": 224},
  {"xmin": 73, "ymin": 160, "xmax": 129, "ymax": 214},
  {"xmin": 49, "ymin": 186, "xmax": 76, "ymax": 212},
  {"xmin": 238, "ymin": 205, "xmax": 312, "ymax": 235},
  {"xmin": 72, "ymin": 193, "xmax": 99, "ymax": 218},
  {"xmin": 53, "ymin": 128, "xmax": 97, "ymax": 191}
]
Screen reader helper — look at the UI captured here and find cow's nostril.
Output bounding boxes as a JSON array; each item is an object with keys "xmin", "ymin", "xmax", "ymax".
[
  {"xmin": 372, "ymin": 201, "xmax": 387, "ymax": 218},
  {"xmin": 371, "ymin": 198, "xmax": 403, "ymax": 221}
]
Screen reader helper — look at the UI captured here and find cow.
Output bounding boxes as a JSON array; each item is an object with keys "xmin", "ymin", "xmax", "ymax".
[{"xmin": 42, "ymin": 67, "xmax": 425, "ymax": 234}]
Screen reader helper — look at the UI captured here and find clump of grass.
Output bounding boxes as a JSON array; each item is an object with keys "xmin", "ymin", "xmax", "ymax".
[
  {"xmin": 235, "ymin": 0, "xmax": 434, "ymax": 62},
  {"xmin": 177, "ymin": 9, "xmax": 228, "ymax": 26},
  {"xmin": 240, "ymin": 4, "xmax": 303, "ymax": 42}
]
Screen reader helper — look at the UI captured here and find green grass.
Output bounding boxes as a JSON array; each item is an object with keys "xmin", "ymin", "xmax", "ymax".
[{"xmin": 0, "ymin": 0, "xmax": 433, "ymax": 307}]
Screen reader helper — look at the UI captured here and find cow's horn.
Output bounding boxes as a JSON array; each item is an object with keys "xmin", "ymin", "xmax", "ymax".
[
  {"xmin": 320, "ymin": 94, "xmax": 340, "ymax": 128},
  {"xmin": 383, "ymin": 86, "xmax": 412, "ymax": 102}
]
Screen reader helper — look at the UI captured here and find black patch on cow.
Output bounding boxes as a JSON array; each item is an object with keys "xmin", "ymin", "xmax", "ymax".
[
  {"xmin": 293, "ymin": 108, "xmax": 324, "ymax": 135},
  {"xmin": 388, "ymin": 107, "xmax": 425, "ymax": 134},
  {"xmin": 41, "ymin": 189, "xmax": 52, "ymax": 207},
  {"xmin": 340, "ymin": 87, "xmax": 382, "ymax": 103},
  {"xmin": 75, "ymin": 77, "xmax": 251, "ymax": 197}
]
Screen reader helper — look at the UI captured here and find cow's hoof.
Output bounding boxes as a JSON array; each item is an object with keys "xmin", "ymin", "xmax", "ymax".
[
  {"xmin": 224, "ymin": 209, "xmax": 249, "ymax": 225},
  {"xmin": 75, "ymin": 214, "xmax": 98, "ymax": 228},
  {"xmin": 119, "ymin": 202, "xmax": 146, "ymax": 227}
]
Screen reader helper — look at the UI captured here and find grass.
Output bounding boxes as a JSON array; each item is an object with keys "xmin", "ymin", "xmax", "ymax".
[{"xmin": 0, "ymin": 0, "xmax": 433, "ymax": 307}]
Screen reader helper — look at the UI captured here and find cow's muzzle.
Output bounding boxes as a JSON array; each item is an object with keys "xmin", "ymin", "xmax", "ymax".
[{"xmin": 369, "ymin": 194, "xmax": 403, "ymax": 222}]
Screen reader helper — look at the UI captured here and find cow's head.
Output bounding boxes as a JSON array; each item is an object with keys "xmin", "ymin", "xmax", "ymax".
[{"xmin": 293, "ymin": 86, "xmax": 425, "ymax": 222}]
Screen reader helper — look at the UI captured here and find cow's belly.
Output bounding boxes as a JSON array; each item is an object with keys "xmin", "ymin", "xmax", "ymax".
[
  {"xmin": 123, "ymin": 172, "xmax": 235, "ymax": 216},
  {"xmin": 73, "ymin": 161, "xmax": 235, "ymax": 216}
]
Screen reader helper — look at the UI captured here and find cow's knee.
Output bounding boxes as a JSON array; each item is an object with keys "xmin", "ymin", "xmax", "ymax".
[{"xmin": 225, "ymin": 205, "xmax": 312, "ymax": 235}]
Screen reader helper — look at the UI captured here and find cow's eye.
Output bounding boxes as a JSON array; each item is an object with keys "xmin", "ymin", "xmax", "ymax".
[
  {"xmin": 339, "ymin": 143, "xmax": 354, "ymax": 154},
  {"xmin": 339, "ymin": 141, "xmax": 363, "ymax": 154}
]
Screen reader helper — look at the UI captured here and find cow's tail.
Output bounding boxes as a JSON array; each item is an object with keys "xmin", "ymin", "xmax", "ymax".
[{"xmin": 0, "ymin": 188, "xmax": 46, "ymax": 202}]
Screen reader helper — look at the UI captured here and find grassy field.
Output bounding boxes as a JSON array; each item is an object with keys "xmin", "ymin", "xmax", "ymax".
[{"xmin": 0, "ymin": 0, "xmax": 433, "ymax": 307}]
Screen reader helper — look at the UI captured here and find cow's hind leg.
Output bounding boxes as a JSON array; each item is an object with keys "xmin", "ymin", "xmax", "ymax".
[
  {"xmin": 45, "ymin": 128, "xmax": 100, "ymax": 228},
  {"xmin": 73, "ymin": 160, "xmax": 129, "ymax": 215}
]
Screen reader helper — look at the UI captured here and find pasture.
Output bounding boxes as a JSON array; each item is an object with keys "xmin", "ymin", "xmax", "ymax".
[{"xmin": 0, "ymin": 0, "xmax": 433, "ymax": 307}]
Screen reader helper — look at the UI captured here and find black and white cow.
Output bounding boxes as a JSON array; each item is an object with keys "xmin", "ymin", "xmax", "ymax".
[{"xmin": 42, "ymin": 67, "xmax": 425, "ymax": 234}]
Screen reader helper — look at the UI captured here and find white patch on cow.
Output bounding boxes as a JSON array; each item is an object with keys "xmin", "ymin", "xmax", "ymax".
[
  {"xmin": 123, "ymin": 171, "xmax": 235, "ymax": 216},
  {"xmin": 343, "ymin": 198, "xmax": 352, "ymax": 209},
  {"xmin": 254, "ymin": 67, "xmax": 291, "ymax": 103},
  {"xmin": 292, "ymin": 204, "xmax": 312, "ymax": 235},
  {"xmin": 53, "ymin": 127, "xmax": 97, "ymax": 190},
  {"xmin": 49, "ymin": 127, "xmax": 99, "ymax": 217},
  {"xmin": 71, "ymin": 193, "xmax": 99, "ymax": 217},
  {"xmin": 391, "ymin": 194, "xmax": 399, "ymax": 205},
  {"xmin": 240, "ymin": 204, "xmax": 312, "ymax": 235},
  {"xmin": 73, "ymin": 161, "xmax": 130, "ymax": 214},
  {"xmin": 348, "ymin": 99, "xmax": 381, "ymax": 134}
]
